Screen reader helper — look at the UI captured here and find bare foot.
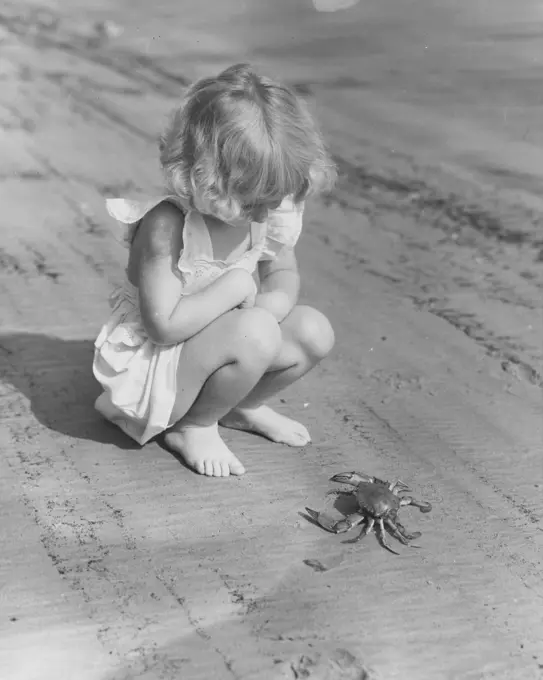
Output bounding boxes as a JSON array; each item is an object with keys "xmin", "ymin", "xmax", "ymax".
[
  {"xmin": 220, "ymin": 405, "xmax": 311, "ymax": 447},
  {"xmin": 164, "ymin": 423, "xmax": 246, "ymax": 477}
]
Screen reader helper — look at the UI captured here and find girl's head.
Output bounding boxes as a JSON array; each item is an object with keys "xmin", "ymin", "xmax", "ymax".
[{"xmin": 159, "ymin": 63, "xmax": 336, "ymax": 223}]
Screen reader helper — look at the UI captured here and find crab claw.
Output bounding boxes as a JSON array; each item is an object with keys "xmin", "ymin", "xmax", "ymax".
[
  {"xmin": 318, "ymin": 512, "xmax": 349, "ymax": 533},
  {"xmin": 305, "ymin": 508, "xmax": 355, "ymax": 533},
  {"xmin": 305, "ymin": 507, "xmax": 321, "ymax": 523},
  {"xmin": 400, "ymin": 497, "xmax": 432, "ymax": 513},
  {"xmin": 305, "ymin": 508, "xmax": 336, "ymax": 532},
  {"xmin": 390, "ymin": 480, "xmax": 411, "ymax": 494},
  {"xmin": 330, "ymin": 471, "xmax": 373, "ymax": 486},
  {"xmin": 411, "ymin": 500, "xmax": 432, "ymax": 513},
  {"xmin": 331, "ymin": 518, "xmax": 356, "ymax": 533}
]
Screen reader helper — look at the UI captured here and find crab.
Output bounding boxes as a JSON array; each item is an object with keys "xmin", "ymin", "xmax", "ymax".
[{"xmin": 306, "ymin": 471, "xmax": 432, "ymax": 554}]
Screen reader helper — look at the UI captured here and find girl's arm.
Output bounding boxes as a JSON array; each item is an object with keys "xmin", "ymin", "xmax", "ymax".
[
  {"xmin": 256, "ymin": 248, "xmax": 300, "ymax": 322},
  {"xmin": 136, "ymin": 203, "xmax": 254, "ymax": 346}
]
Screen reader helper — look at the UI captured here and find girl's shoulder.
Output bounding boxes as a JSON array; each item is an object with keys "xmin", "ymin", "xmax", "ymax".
[
  {"xmin": 124, "ymin": 199, "xmax": 187, "ymax": 286},
  {"xmin": 137, "ymin": 201, "xmax": 186, "ymax": 259},
  {"xmin": 105, "ymin": 195, "xmax": 187, "ymax": 247}
]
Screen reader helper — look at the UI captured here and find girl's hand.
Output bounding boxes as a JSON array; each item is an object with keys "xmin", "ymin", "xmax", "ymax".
[{"xmin": 222, "ymin": 268, "xmax": 258, "ymax": 309}]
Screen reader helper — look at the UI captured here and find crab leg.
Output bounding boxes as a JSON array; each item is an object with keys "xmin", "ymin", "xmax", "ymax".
[
  {"xmin": 385, "ymin": 518, "xmax": 422, "ymax": 549},
  {"xmin": 342, "ymin": 518, "xmax": 375, "ymax": 544},
  {"xmin": 376, "ymin": 519, "xmax": 400, "ymax": 555},
  {"xmin": 400, "ymin": 497, "xmax": 432, "ymax": 513},
  {"xmin": 384, "ymin": 518, "xmax": 410, "ymax": 545},
  {"xmin": 392, "ymin": 517, "xmax": 422, "ymax": 542}
]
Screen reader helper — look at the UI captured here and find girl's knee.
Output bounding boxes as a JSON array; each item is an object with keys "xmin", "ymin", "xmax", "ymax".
[
  {"xmin": 230, "ymin": 308, "xmax": 282, "ymax": 365},
  {"xmin": 290, "ymin": 306, "xmax": 335, "ymax": 360}
]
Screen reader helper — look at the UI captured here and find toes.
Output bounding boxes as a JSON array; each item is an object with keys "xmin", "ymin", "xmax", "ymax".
[
  {"xmin": 211, "ymin": 460, "xmax": 225, "ymax": 477},
  {"xmin": 167, "ymin": 426, "xmax": 244, "ymax": 477},
  {"xmin": 289, "ymin": 429, "xmax": 311, "ymax": 447},
  {"xmin": 199, "ymin": 458, "xmax": 244, "ymax": 476},
  {"xmin": 293, "ymin": 425, "xmax": 311, "ymax": 445},
  {"xmin": 230, "ymin": 458, "xmax": 246, "ymax": 476},
  {"xmin": 194, "ymin": 459, "xmax": 238, "ymax": 476}
]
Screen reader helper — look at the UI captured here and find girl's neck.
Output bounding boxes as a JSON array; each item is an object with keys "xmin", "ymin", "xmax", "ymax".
[{"xmin": 202, "ymin": 214, "xmax": 252, "ymax": 263}]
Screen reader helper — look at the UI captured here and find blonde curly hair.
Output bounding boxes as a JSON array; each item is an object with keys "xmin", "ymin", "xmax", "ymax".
[{"xmin": 159, "ymin": 63, "xmax": 336, "ymax": 223}]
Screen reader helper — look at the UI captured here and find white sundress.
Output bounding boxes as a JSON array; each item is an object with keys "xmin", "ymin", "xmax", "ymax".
[{"xmin": 93, "ymin": 194, "xmax": 305, "ymax": 445}]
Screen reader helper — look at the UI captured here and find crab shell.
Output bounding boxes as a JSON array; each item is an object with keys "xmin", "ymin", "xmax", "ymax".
[{"xmin": 353, "ymin": 482, "xmax": 401, "ymax": 518}]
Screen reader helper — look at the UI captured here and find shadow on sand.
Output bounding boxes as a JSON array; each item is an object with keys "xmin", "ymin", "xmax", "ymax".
[{"xmin": 0, "ymin": 331, "xmax": 137, "ymax": 450}]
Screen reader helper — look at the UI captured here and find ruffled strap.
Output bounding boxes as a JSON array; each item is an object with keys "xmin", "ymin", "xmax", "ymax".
[
  {"xmin": 106, "ymin": 195, "xmax": 188, "ymax": 246},
  {"xmin": 260, "ymin": 196, "xmax": 305, "ymax": 261},
  {"xmin": 176, "ymin": 210, "xmax": 214, "ymax": 283},
  {"xmin": 106, "ymin": 197, "xmax": 163, "ymax": 246}
]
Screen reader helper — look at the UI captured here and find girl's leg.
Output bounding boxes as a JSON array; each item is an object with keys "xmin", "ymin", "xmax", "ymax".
[
  {"xmin": 164, "ymin": 307, "xmax": 282, "ymax": 477},
  {"xmin": 219, "ymin": 305, "xmax": 335, "ymax": 446}
]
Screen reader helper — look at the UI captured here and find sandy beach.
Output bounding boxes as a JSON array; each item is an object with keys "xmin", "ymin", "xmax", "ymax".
[{"xmin": 1, "ymin": 1, "xmax": 542, "ymax": 678}]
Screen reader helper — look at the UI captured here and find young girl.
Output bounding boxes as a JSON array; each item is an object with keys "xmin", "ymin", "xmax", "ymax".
[{"xmin": 93, "ymin": 63, "xmax": 336, "ymax": 477}]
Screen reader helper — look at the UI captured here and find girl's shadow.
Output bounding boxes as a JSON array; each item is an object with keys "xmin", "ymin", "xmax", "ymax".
[{"xmin": 0, "ymin": 331, "xmax": 135, "ymax": 449}]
